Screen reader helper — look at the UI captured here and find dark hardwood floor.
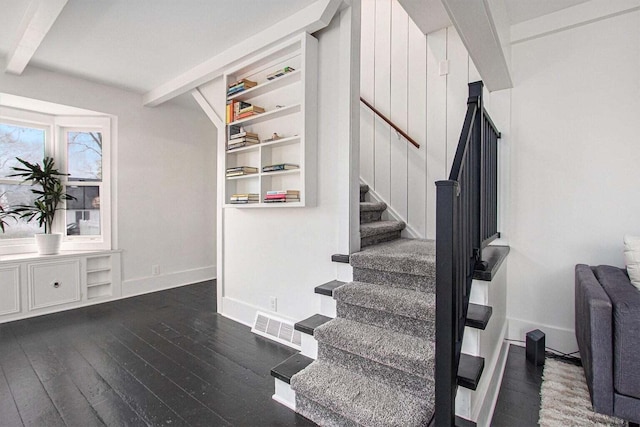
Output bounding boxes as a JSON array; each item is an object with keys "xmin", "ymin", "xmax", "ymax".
[
  {"xmin": 0, "ymin": 281, "xmax": 314, "ymax": 426},
  {"xmin": 0, "ymin": 281, "xmax": 545, "ymax": 427},
  {"xmin": 491, "ymin": 344, "xmax": 543, "ymax": 426}
]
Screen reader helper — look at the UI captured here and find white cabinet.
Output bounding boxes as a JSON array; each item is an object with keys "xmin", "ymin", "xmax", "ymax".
[
  {"xmin": 223, "ymin": 33, "xmax": 317, "ymax": 208},
  {"xmin": 0, "ymin": 265, "xmax": 20, "ymax": 316},
  {"xmin": 28, "ymin": 259, "xmax": 81, "ymax": 310},
  {"xmin": 0, "ymin": 250, "xmax": 122, "ymax": 323}
]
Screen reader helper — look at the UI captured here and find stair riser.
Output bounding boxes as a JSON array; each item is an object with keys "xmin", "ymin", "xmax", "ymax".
[
  {"xmin": 353, "ymin": 267, "xmax": 436, "ymax": 294},
  {"xmin": 336, "ymin": 301, "xmax": 435, "ymax": 340},
  {"xmin": 361, "ymin": 230, "xmax": 402, "ymax": 247},
  {"xmin": 296, "ymin": 395, "xmax": 360, "ymax": 427},
  {"xmin": 318, "ymin": 344, "xmax": 434, "ymax": 397},
  {"xmin": 360, "ymin": 210, "xmax": 383, "ymax": 224}
]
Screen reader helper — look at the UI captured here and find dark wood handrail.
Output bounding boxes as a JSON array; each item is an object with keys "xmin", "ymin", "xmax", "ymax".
[{"xmin": 360, "ymin": 97, "xmax": 420, "ymax": 149}]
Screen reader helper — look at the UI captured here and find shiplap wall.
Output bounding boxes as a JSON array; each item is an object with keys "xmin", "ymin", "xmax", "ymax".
[{"xmin": 360, "ymin": 0, "xmax": 486, "ymax": 239}]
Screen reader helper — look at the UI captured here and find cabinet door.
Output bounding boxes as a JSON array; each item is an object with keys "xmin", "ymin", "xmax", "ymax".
[
  {"xmin": 0, "ymin": 265, "xmax": 20, "ymax": 316},
  {"xmin": 28, "ymin": 260, "xmax": 81, "ymax": 310}
]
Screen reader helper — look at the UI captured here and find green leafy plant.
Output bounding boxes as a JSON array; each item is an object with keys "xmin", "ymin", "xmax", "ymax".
[{"xmin": 6, "ymin": 157, "xmax": 75, "ymax": 234}]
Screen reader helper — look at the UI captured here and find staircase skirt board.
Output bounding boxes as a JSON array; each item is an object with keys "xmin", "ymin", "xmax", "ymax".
[{"xmin": 318, "ymin": 343, "xmax": 434, "ymax": 397}]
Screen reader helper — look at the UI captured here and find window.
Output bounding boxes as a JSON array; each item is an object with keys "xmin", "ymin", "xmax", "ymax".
[{"xmin": 0, "ymin": 108, "xmax": 112, "ymax": 254}]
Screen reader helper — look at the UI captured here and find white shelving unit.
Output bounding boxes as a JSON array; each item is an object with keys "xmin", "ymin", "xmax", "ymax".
[{"xmin": 223, "ymin": 33, "xmax": 317, "ymax": 208}]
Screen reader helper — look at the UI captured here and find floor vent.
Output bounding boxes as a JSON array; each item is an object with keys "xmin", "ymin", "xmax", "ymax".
[{"xmin": 252, "ymin": 312, "xmax": 302, "ymax": 350}]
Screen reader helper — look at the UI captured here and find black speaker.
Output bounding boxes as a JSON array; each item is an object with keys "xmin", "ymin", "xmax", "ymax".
[{"xmin": 526, "ymin": 329, "xmax": 545, "ymax": 366}]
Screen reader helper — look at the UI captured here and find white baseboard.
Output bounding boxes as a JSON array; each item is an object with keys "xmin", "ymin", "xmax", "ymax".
[
  {"xmin": 122, "ymin": 265, "xmax": 215, "ymax": 298},
  {"xmin": 507, "ymin": 317, "xmax": 578, "ymax": 355}
]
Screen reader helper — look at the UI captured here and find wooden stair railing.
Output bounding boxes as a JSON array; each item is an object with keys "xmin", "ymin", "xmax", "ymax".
[{"xmin": 360, "ymin": 97, "xmax": 420, "ymax": 149}]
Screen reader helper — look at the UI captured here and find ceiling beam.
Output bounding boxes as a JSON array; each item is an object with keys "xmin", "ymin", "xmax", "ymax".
[
  {"xmin": 441, "ymin": 0, "xmax": 513, "ymax": 91},
  {"xmin": 397, "ymin": 0, "xmax": 451, "ymax": 34},
  {"xmin": 5, "ymin": 0, "xmax": 68, "ymax": 75},
  {"xmin": 143, "ymin": 0, "xmax": 342, "ymax": 107}
]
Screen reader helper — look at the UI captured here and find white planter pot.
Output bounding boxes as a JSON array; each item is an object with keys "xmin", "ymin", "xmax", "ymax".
[{"xmin": 35, "ymin": 233, "xmax": 62, "ymax": 255}]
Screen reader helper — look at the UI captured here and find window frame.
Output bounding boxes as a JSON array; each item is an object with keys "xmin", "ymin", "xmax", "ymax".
[{"xmin": 0, "ymin": 108, "xmax": 112, "ymax": 255}]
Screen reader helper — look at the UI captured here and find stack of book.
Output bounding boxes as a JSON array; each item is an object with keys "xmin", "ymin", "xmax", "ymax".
[
  {"xmin": 227, "ymin": 78, "xmax": 257, "ymax": 96},
  {"xmin": 230, "ymin": 193, "xmax": 259, "ymax": 204},
  {"xmin": 262, "ymin": 163, "xmax": 299, "ymax": 173},
  {"xmin": 267, "ymin": 66, "xmax": 295, "ymax": 80},
  {"xmin": 228, "ymin": 130, "xmax": 260, "ymax": 151},
  {"xmin": 264, "ymin": 190, "xmax": 300, "ymax": 203},
  {"xmin": 226, "ymin": 166, "xmax": 258, "ymax": 177},
  {"xmin": 226, "ymin": 100, "xmax": 265, "ymax": 123}
]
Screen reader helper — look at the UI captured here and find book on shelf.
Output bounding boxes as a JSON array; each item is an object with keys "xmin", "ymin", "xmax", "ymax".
[
  {"xmin": 230, "ymin": 193, "xmax": 259, "ymax": 204},
  {"xmin": 228, "ymin": 136, "xmax": 260, "ymax": 145},
  {"xmin": 263, "ymin": 198, "xmax": 300, "ymax": 203},
  {"xmin": 264, "ymin": 195, "xmax": 299, "ymax": 200},
  {"xmin": 226, "ymin": 166, "xmax": 258, "ymax": 173},
  {"xmin": 227, "ymin": 79, "xmax": 257, "ymax": 96},
  {"xmin": 227, "ymin": 140, "xmax": 260, "ymax": 150},
  {"xmin": 229, "ymin": 130, "xmax": 258, "ymax": 139},
  {"xmin": 236, "ymin": 111, "xmax": 262, "ymax": 120},
  {"xmin": 262, "ymin": 163, "xmax": 299, "ymax": 172},
  {"xmin": 238, "ymin": 105, "xmax": 264, "ymax": 114},
  {"xmin": 228, "ymin": 124, "xmax": 242, "ymax": 138},
  {"xmin": 267, "ymin": 66, "xmax": 295, "ymax": 80}
]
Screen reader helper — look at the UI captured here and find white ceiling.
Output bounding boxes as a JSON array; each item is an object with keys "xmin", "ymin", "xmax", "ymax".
[
  {"xmin": 504, "ymin": 0, "xmax": 590, "ymax": 25},
  {"xmin": 0, "ymin": 0, "xmax": 593, "ymax": 102},
  {"xmin": 0, "ymin": 0, "xmax": 316, "ymax": 94}
]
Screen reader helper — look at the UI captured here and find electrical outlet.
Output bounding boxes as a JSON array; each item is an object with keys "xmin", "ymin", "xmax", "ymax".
[
  {"xmin": 269, "ymin": 296, "xmax": 277, "ymax": 312},
  {"xmin": 152, "ymin": 265, "xmax": 160, "ymax": 276}
]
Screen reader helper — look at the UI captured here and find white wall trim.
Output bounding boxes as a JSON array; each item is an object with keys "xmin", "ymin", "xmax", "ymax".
[
  {"xmin": 511, "ymin": 0, "xmax": 640, "ymax": 44},
  {"xmin": 122, "ymin": 265, "xmax": 215, "ymax": 298},
  {"xmin": 507, "ymin": 316, "xmax": 578, "ymax": 355},
  {"xmin": 143, "ymin": 0, "xmax": 342, "ymax": 106}
]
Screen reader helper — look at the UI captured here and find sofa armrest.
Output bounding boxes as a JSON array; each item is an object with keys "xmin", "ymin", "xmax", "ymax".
[{"xmin": 575, "ymin": 264, "xmax": 614, "ymax": 415}]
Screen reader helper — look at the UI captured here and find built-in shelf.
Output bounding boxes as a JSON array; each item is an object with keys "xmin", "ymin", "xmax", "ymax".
[
  {"xmin": 222, "ymin": 33, "xmax": 317, "ymax": 208},
  {"xmin": 228, "ymin": 70, "xmax": 301, "ymax": 102},
  {"xmin": 228, "ymin": 104, "xmax": 301, "ymax": 127}
]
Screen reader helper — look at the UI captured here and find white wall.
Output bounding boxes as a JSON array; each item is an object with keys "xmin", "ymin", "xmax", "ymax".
[
  {"xmin": 0, "ymin": 63, "xmax": 217, "ymax": 296},
  {"xmin": 197, "ymin": 10, "xmax": 356, "ymax": 326},
  {"xmin": 507, "ymin": 8, "xmax": 640, "ymax": 352},
  {"xmin": 360, "ymin": 0, "xmax": 510, "ymax": 240}
]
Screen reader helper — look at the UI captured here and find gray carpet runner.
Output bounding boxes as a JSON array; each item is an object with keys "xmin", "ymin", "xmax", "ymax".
[{"xmin": 291, "ymin": 183, "xmax": 438, "ymax": 426}]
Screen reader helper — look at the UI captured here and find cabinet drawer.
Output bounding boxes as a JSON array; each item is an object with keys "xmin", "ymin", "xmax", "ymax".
[
  {"xmin": 0, "ymin": 265, "xmax": 20, "ymax": 316},
  {"xmin": 28, "ymin": 260, "xmax": 81, "ymax": 310}
]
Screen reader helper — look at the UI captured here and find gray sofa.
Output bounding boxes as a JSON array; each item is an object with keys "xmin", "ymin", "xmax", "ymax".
[{"xmin": 575, "ymin": 264, "xmax": 640, "ymax": 424}]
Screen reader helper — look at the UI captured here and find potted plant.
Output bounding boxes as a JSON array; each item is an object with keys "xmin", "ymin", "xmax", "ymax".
[{"xmin": 6, "ymin": 157, "xmax": 75, "ymax": 255}]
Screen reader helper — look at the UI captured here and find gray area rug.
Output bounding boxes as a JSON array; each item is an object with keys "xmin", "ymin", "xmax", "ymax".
[{"xmin": 540, "ymin": 359, "xmax": 624, "ymax": 426}]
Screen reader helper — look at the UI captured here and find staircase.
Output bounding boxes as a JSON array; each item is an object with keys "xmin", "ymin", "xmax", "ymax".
[{"xmin": 272, "ymin": 184, "xmax": 483, "ymax": 426}]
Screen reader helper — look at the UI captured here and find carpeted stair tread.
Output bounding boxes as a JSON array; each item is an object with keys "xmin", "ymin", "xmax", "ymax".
[
  {"xmin": 359, "ymin": 201, "xmax": 387, "ymax": 212},
  {"xmin": 350, "ymin": 238, "xmax": 436, "ymax": 278},
  {"xmin": 314, "ymin": 317, "xmax": 434, "ymax": 378},
  {"xmin": 333, "ymin": 281, "xmax": 435, "ymax": 322},
  {"xmin": 360, "ymin": 220, "xmax": 405, "ymax": 237},
  {"xmin": 359, "ymin": 183, "xmax": 369, "ymax": 194},
  {"xmin": 291, "ymin": 360, "xmax": 434, "ymax": 427}
]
